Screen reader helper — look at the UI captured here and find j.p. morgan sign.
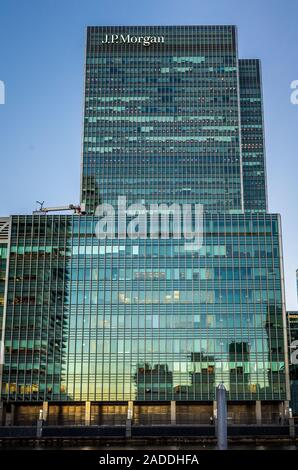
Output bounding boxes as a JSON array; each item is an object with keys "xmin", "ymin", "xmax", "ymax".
[{"xmin": 101, "ymin": 33, "xmax": 165, "ymax": 46}]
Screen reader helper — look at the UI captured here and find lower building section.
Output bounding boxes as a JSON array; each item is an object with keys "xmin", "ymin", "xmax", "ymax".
[
  {"xmin": 0, "ymin": 214, "xmax": 290, "ymax": 404},
  {"xmin": 0, "ymin": 400, "xmax": 290, "ymax": 426}
]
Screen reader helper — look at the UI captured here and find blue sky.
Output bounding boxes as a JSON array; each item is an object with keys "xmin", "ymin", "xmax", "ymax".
[{"xmin": 0, "ymin": 0, "xmax": 297, "ymax": 308}]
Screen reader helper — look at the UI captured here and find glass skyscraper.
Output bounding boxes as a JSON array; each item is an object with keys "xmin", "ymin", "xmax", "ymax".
[
  {"xmin": 0, "ymin": 26, "xmax": 291, "ymax": 426},
  {"xmin": 81, "ymin": 26, "xmax": 243, "ymax": 213}
]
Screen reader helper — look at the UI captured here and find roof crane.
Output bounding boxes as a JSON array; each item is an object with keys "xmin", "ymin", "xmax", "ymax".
[{"xmin": 33, "ymin": 201, "xmax": 86, "ymax": 215}]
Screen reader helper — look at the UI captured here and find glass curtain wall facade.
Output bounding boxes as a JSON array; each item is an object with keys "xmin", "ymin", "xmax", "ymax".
[
  {"xmin": 239, "ymin": 59, "xmax": 267, "ymax": 213},
  {"xmin": 81, "ymin": 26, "xmax": 244, "ymax": 213},
  {"xmin": 1, "ymin": 214, "xmax": 287, "ymax": 404}
]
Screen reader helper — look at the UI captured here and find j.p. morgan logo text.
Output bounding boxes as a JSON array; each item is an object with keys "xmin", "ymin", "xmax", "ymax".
[{"xmin": 102, "ymin": 34, "xmax": 165, "ymax": 46}]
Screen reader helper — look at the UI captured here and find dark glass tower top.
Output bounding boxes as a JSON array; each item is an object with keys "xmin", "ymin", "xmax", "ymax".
[
  {"xmin": 239, "ymin": 59, "xmax": 267, "ymax": 213},
  {"xmin": 81, "ymin": 26, "xmax": 267, "ymax": 215}
]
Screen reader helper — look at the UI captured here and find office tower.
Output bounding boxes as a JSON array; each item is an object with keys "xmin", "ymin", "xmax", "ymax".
[
  {"xmin": 81, "ymin": 26, "xmax": 244, "ymax": 213},
  {"xmin": 0, "ymin": 26, "xmax": 290, "ymax": 426},
  {"xmin": 287, "ymin": 273, "xmax": 298, "ymax": 416},
  {"xmin": 287, "ymin": 311, "xmax": 298, "ymax": 416}
]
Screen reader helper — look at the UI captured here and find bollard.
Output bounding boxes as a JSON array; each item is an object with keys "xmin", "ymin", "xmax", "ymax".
[
  {"xmin": 37, "ymin": 419, "xmax": 43, "ymax": 438},
  {"xmin": 289, "ymin": 409, "xmax": 295, "ymax": 439},
  {"xmin": 37, "ymin": 409, "xmax": 43, "ymax": 438},
  {"xmin": 216, "ymin": 383, "xmax": 228, "ymax": 450},
  {"xmin": 126, "ymin": 406, "xmax": 133, "ymax": 439},
  {"xmin": 125, "ymin": 418, "xmax": 132, "ymax": 439}
]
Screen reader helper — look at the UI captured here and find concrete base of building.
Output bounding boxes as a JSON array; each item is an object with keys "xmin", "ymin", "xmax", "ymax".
[
  {"xmin": 0, "ymin": 424, "xmax": 296, "ymax": 443},
  {"xmin": 0, "ymin": 400, "xmax": 290, "ymax": 427}
]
